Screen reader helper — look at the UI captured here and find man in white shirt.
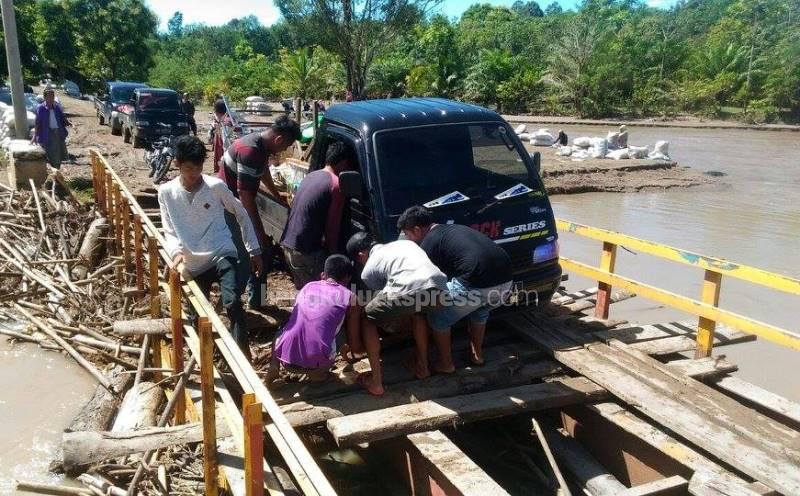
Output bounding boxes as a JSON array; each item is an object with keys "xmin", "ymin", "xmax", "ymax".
[
  {"xmin": 159, "ymin": 135, "xmax": 263, "ymax": 356},
  {"xmin": 346, "ymin": 232, "xmax": 448, "ymax": 396}
]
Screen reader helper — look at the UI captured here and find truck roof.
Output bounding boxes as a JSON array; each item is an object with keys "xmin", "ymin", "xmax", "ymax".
[
  {"xmin": 324, "ymin": 98, "xmax": 502, "ymax": 134},
  {"xmin": 108, "ymin": 81, "xmax": 147, "ymax": 89},
  {"xmin": 134, "ymin": 88, "xmax": 178, "ymax": 95}
]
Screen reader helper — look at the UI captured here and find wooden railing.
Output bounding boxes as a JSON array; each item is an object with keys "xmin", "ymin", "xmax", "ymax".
[
  {"xmin": 556, "ymin": 219, "xmax": 800, "ymax": 357},
  {"xmin": 90, "ymin": 149, "xmax": 336, "ymax": 496}
]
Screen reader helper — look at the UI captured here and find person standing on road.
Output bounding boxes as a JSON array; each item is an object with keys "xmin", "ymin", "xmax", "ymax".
[
  {"xmin": 398, "ymin": 206, "xmax": 513, "ymax": 370},
  {"xmin": 222, "ymin": 115, "xmax": 302, "ymax": 310},
  {"xmin": 33, "ymin": 87, "xmax": 71, "ymax": 169},
  {"xmin": 211, "ymin": 99, "xmax": 230, "ymax": 173},
  {"xmin": 159, "ymin": 135, "xmax": 263, "ymax": 357},
  {"xmin": 181, "ymin": 93, "xmax": 197, "ymax": 136},
  {"xmin": 280, "ymin": 141, "xmax": 355, "ymax": 289}
]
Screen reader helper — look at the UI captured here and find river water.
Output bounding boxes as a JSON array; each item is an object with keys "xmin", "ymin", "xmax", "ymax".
[
  {"xmin": 548, "ymin": 125, "xmax": 800, "ymax": 401},
  {"xmin": 0, "ymin": 125, "xmax": 797, "ymax": 493}
]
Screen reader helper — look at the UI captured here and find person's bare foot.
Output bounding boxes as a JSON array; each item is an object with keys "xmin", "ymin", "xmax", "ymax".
[
  {"xmin": 469, "ymin": 350, "xmax": 485, "ymax": 367},
  {"xmin": 403, "ymin": 354, "xmax": 431, "ymax": 380},
  {"xmin": 432, "ymin": 358, "xmax": 456, "ymax": 375},
  {"xmin": 358, "ymin": 372, "xmax": 385, "ymax": 396}
]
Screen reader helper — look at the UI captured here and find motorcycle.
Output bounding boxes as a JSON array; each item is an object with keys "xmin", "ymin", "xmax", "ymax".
[{"xmin": 146, "ymin": 133, "xmax": 177, "ymax": 184}]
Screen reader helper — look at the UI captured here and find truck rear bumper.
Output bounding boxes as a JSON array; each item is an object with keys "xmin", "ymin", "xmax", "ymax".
[{"xmin": 512, "ymin": 260, "xmax": 563, "ymax": 305}]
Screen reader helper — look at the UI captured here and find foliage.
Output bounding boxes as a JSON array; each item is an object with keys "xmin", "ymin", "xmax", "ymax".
[{"xmin": 276, "ymin": 47, "xmax": 343, "ymax": 99}]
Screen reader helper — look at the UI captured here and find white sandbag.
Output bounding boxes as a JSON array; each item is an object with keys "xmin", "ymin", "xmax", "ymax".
[
  {"xmin": 571, "ymin": 149, "xmax": 590, "ymax": 160},
  {"xmin": 26, "ymin": 111, "xmax": 35, "ymax": 128},
  {"xmin": 573, "ymin": 137, "xmax": 591, "ymax": 148},
  {"xmin": 245, "ymin": 96, "xmax": 265, "ymax": 103},
  {"xmin": 589, "ymin": 137, "xmax": 608, "ymax": 158},
  {"xmin": 517, "ymin": 132, "xmax": 530, "ymax": 140},
  {"xmin": 607, "ymin": 131, "xmax": 621, "ymax": 149},
  {"xmin": 653, "ymin": 140, "xmax": 669, "ymax": 155},
  {"xmin": 4, "ymin": 114, "xmax": 14, "ymax": 129},
  {"xmin": 647, "ymin": 152, "xmax": 671, "ymax": 161},
  {"xmin": 555, "ymin": 146, "xmax": 572, "ymax": 156},
  {"xmin": 607, "ymin": 148, "xmax": 629, "ymax": 160},
  {"xmin": 514, "ymin": 124, "xmax": 527, "ymax": 135},
  {"xmin": 530, "ymin": 129, "xmax": 555, "ymax": 146},
  {"xmin": 628, "ymin": 145, "xmax": 648, "ymax": 159}
]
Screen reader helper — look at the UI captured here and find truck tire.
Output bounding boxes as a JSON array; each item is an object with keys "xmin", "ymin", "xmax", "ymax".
[
  {"xmin": 98, "ymin": 114, "xmax": 105, "ymax": 126},
  {"xmin": 111, "ymin": 122, "xmax": 122, "ymax": 136},
  {"xmin": 123, "ymin": 128, "xmax": 131, "ymax": 144},
  {"xmin": 132, "ymin": 135, "xmax": 144, "ymax": 149}
]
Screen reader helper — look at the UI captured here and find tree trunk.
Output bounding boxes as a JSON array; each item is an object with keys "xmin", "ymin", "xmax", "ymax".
[
  {"xmin": 67, "ymin": 366, "xmax": 131, "ymax": 433},
  {"xmin": 71, "ymin": 217, "xmax": 108, "ymax": 280},
  {"xmin": 111, "ymin": 381, "xmax": 163, "ymax": 432}
]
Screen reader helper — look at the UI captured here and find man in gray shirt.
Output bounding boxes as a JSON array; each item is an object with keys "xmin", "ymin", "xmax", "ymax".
[{"xmin": 346, "ymin": 232, "xmax": 447, "ymax": 396}]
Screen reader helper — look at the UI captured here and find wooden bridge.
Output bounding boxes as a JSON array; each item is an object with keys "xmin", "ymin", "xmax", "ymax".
[{"xmin": 89, "ymin": 149, "xmax": 800, "ymax": 496}]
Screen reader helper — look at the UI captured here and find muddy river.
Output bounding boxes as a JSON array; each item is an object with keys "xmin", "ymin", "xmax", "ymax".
[{"xmin": 0, "ymin": 125, "xmax": 798, "ymax": 493}]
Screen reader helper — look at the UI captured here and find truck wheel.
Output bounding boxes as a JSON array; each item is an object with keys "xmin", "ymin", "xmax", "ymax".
[
  {"xmin": 132, "ymin": 136, "xmax": 144, "ymax": 149},
  {"xmin": 111, "ymin": 123, "xmax": 122, "ymax": 136},
  {"xmin": 98, "ymin": 114, "xmax": 105, "ymax": 126},
  {"xmin": 123, "ymin": 128, "xmax": 131, "ymax": 144}
]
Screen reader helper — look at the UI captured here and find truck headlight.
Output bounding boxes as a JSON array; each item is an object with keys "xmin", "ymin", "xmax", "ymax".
[
  {"xmin": 533, "ymin": 240, "xmax": 559, "ymax": 264},
  {"xmin": 136, "ymin": 121, "xmax": 149, "ymax": 127}
]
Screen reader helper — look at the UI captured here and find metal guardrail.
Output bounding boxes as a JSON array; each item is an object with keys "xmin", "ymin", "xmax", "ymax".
[
  {"xmin": 556, "ymin": 219, "xmax": 800, "ymax": 356},
  {"xmin": 89, "ymin": 149, "xmax": 336, "ymax": 496}
]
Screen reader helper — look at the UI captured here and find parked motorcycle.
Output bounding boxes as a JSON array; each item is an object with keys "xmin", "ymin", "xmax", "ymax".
[{"xmin": 146, "ymin": 134, "xmax": 176, "ymax": 184}]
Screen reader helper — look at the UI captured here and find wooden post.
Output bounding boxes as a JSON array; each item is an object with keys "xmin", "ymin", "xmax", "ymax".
[
  {"xmin": 104, "ymin": 174, "xmax": 113, "ymax": 223},
  {"xmin": 113, "ymin": 186, "xmax": 124, "ymax": 284},
  {"xmin": 199, "ymin": 317, "xmax": 219, "ymax": 496},
  {"xmin": 94, "ymin": 158, "xmax": 105, "ymax": 215},
  {"xmin": 594, "ymin": 241, "xmax": 618, "ymax": 319},
  {"xmin": 242, "ymin": 393, "xmax": 264, "ymax": 496},
  {"xmin": 695, "ymin": 269, "xmax": 723, "ymax": 358},
  {"xmin": 121, "ymin": 197, "xmax": 132, "ymax": 276},
  {"xmin": 90, "ymin": 154, "xmax": 100, "ymax": 207},
  {"xmin": 148, "ymin": 237, "xmax": 162, "ymax": 381},
  {"xmin": 294, "ymin": 97, "xmax": 302, "ymax": 125},
  {"xmin": 133, "ymin": 215, "xmax": 145, "ymax": 295},
  {"xmin": 169, "ymin": 268, "xmax": 185, "ymax": 424}
]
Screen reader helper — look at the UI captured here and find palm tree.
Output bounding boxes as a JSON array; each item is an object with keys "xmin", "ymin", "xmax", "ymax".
[{"xmin": 277, "ymin": 48, "xmax": 327, "ymax": 99}]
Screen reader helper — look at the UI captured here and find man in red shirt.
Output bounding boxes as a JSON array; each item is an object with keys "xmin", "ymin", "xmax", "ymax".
[{"xmin": 222, "ymin": 115, "xmax": 301, "ymax": 309}]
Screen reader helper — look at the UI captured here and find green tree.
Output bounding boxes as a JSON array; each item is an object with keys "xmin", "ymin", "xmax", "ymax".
[
  {"xmin": 276, "ymin": 0, "xmax": 438, "ymax": 98},
  {"xmin": 167, "ymin": 11, "xmax": 183, "ymax": 38},
  {"xmin": 33, "ymin": 0, "xmax": 78, "ymax": 80},
  {"xmin": 464, "ymin": 49, "xmax": 516, "ymax": 110},
  {"xmin": 276, "ymin": 47, "xmax": 341, "ymax": 99},
  {"xmin": 545, "ymin": 2, "xmax": 563, "ymax": 15}
]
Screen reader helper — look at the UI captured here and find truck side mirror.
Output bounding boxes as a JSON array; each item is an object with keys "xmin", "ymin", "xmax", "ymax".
[
  {"xmin": 529, "ymin": 151, "xmax": 541, "ymax": 176},
  {"xmin": 339, "ymin": 171, "xmax": 362, "ymax": 200}
]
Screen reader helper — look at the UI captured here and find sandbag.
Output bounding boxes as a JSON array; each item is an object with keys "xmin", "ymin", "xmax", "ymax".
[
  {"xmin": 530, "ymin": 129, "xmax": 554, "ymax": 146},
  {"xmin": 7, "ymin": 140, "xmax": 46, "ymax": 160},
  {"xmin": 653, "ymin": 140, "xmax": 669, "ymax": 155},
  {"xmin": 648, "ymin": 152, "xmax": 670, "ymax": 161},
  {"xmin": 571, "ymin": 149, "xmax": 590, "ymax": 160},
  {"xmin": 514, "ymin": 124, "xmax": 527, "ymax": 135},
  {"xmin": 607, "ymin": 148, "xmax": 629, "ymax": 160},
  {"xmin": 245, "ymin": 96, "xmax": 265, "ymax": 103},
  {"xmin": 628, "ymin": 145, "xmax": 648, "ymax": 159},
  {"xmin": 589, "ymin": 137, "xmax": 608, "ymax": 158},
  {"xmin": 607, "ymin": 131, "xmax": 621, "ymax": 149},
  {"xmin": 573, "ymin": 137, "xmax": 591, "ymax": 148},
  {"xmin": 555, "ymin": 146, "xmax": 572, "ymax": 156}
]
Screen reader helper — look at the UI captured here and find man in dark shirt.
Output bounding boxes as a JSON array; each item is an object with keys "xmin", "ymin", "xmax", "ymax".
[
  {"xmin": 398, "ymin": 205, "xmax": 513, "ymax": 371},
  {"xmin": 181, "ymin": 93, "xmax": 197, "ymax": 136},
  {"xmin": 554, "ymin": 129, "xmax": 568, "ymax": 146},
  {"xmin": 281, "ymin": 141, "xmax": 355, "ymax": 289},
  {"xmin": 222, "ymin": 115, "xmax": 302, "ymax": 309}
]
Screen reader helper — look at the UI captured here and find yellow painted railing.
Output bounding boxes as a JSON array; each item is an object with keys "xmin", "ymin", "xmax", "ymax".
[{"xmin": 556, "ymin": 219, "xmax": 800, "ymax": 356}]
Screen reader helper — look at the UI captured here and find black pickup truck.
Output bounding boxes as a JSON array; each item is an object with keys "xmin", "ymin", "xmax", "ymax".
[
  {"xmin": 121, "ymin": 88, "xmax": 189, "ymax": 148},
  {"xmin": 94, "ymin": 81, "xmax": 148, "ymax": 136},
  {"xmin": 254, "ymin": 98, "xmax": 562, "ymax": 303}
]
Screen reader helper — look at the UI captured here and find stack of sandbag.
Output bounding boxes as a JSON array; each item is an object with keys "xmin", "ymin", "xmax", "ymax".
[
  {"xmin": 628, "ymin": 145, "xmax": 648, "ymax": 159},
  {"xmin": 245, "ymin": 96, "xmax": 269, "ymax": 111},
  {"xmin": 648, "ymin": 140, "xmax": 671, "ymax": 160},
  {"xmin": 0, "ymin": 102, "xmax": 36, "ymax": 148},
  {"xmin": 573, "ymin": 137, "xmax": 592, "ymax": 148},
  {"xmin": 607, "ymin": 148, "xmax": 629, "ymax": 160},
  {"xmin": 555, "ymin": 146, "xmax": 572, "ymax": 156},
  {"xmin": 607, "ymin": 131, "xmax": 622, "ymax": 149},
  {"xmin": 529, "ymin": 128, "xmax": 554, "ymax": 146}
]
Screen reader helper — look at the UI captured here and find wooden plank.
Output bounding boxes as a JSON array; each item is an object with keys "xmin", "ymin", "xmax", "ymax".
[
  {"xmin": 406, "ymin": 431, "xmax": 509, "ymax": 496},
  {"xmin": 169, "ymin": 269, "xmax": 185, "ymax": 424},
  {"xmin": 712, "ymin": 375, "xmax": 800, "ymax": 427},
  {"xmin": 113, "ymin": 318, "xmax": 171, "ymax": 335},
  {"xmin": 663, "ymin": 357, "xmax": 737, "ymax": 379},
  {"xmin": 243, "ymin": 394, "xmax": 265, "ymax": 496},
  {"xmin": 629, "ymin": 334, "xmax": 752, "ymax": 356},
  {"xmin": 327, "ymin": 377, "xmax": 609, "ymax": 446},
  {"xmin": 599, "ymin": 321, "xmax": 754, "ymax": 347},
  {"xmin": 544, "ymin": 426, "xmax": 627, "ymax": 496},
  {"xmin": 282, "ymin": 356, "xmax": 562, "ymax": 427},
  {"xmin": 595, "ymin": 242, "xmax": 618, "ymax": 320},
  {"xmin": 624, "ymin": 476, "xmax": 687, "ymax": 496},
  {"xmin": 504, "ymin": 315, "xmax": 800, "ymax": 494},
  {"xmin": 695, "ymin": 270, "xmax": 723, "ymax": 358}
]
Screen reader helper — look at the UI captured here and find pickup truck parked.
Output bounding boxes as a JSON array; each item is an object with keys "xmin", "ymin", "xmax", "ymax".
[
  {"xmin": 94, "ymin": 81, "xmax": 148, "ymax": 135},
  {"xmin": 250, "ymin": 98, "xmax": 563, "ymax": 303},
  {"xmin": 121, "ymin": 88, "xmax": 189, "ymax": 148}
]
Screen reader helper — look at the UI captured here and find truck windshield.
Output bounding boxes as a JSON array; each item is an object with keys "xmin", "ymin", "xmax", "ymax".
[
  {"xmin": 375, "ymin": 123, "xmax": 539, "ymax": 215},
  {"xmin": 110, "ymin": 87, "xmax": 138, "ymax": 103},
  {"xmin": 138, "ymin": 93, "xmax": 180, "ymax": 111}
]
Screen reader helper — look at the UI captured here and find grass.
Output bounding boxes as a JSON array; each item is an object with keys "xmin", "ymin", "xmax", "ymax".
[{"xmin": 67, "ymin": 176, "xmax": 94, "ymax": 204}]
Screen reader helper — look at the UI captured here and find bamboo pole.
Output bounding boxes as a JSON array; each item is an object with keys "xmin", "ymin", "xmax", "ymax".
[
  {"xmin": 121, "ymin": 197, "xmax": 132, "ymax": 275},
  {"xmin": 199, "ymin": 317, "xmax": 219, "ymax": 496},
  {"xmin": 243, "ymin": 393, "xmax": 264, "ymax": 496},
  {"xmin": 29, "ymin": 179, "xmax": 46, "ymax": 233},
  {"xmin": 169, "ymin": 268, "xmax": 185, "ymax": 425},
  {"xmin": 148, "ymin": 237, "xmax": 162, "ymax": 382},
  {"xmin": 105, "ymin": 173, "xmax": 113, "ymax": 223}
]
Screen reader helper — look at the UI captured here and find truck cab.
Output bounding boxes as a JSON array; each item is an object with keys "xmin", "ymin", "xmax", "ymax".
[
  {"xmin": 95, "ymin": 81, "xmax": 148, "ymax": 136},
  {"xmin": 257, "ymin": 98, "xmax": 562, "ymax": 303},
  {"xmin": 122, "ymin": 88, "xmax": 189, "ymax": 148}
]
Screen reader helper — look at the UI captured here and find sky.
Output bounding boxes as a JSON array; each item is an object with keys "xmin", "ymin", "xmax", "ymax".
[{"xmin": 145, "ymin": 0, "xmax": 671, "ymax": 31}]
